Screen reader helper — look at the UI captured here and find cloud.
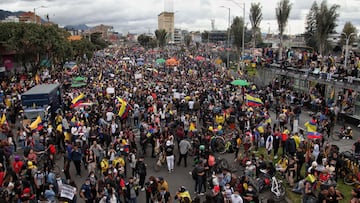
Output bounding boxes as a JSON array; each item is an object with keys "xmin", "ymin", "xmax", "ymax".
[{"xmin": 0, "ymin": 0, "xmax": 359, "ymax": 34}]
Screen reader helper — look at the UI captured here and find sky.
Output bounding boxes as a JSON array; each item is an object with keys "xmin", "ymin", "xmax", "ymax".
[{"xmin": 1, "ymin": 0, "xmax": 360, "ymax": 35}]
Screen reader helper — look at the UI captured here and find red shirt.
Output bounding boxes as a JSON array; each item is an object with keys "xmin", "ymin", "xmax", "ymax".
[{"xmin": 12, "ymin": 161, "xmax": 24, "ymax": 174}]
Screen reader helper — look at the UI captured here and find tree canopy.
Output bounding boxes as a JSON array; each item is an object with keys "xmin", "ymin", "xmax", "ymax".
[
  {"xmin": 0, "ymin": 22, "xmax": 109, "ymax": 71},
  {"xmin": 155, "ymin": 29, "xmax": 167, "ymax": 47},
  {"xmin": 305, "ymin": 1, "xmax": 340, "ymax": 55},
  {"xmin": 249, "ymin": 2, "xmax": 263, "ymax": 48}
]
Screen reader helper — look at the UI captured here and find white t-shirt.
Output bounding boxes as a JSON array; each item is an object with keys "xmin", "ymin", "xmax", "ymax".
[
  {"xmin": 188, "ymin": 101, "xmax": 194, "ymax": 109},
  {"xmin": 106, "ymin": 112, "xmax": 115, "ymax": 122},
  {"xmin": 231, "ymin": 194, "xmax": 243, "ymax": 203},
  {"xmin": 111, "ymin": 123, "xmax": 118, "ymax": 134}
]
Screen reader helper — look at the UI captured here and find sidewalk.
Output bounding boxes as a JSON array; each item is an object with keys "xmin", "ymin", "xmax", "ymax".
[{"xmin": 268, "ymin": 108, "xmax": 356, "ymax": 152}]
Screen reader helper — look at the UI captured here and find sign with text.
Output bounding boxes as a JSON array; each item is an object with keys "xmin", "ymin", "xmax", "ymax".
[{"xmin": 60, "ymin": 184, "xmax": 76, "ymax": 200}]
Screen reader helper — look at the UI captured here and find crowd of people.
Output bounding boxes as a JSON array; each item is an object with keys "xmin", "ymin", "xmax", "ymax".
[{"xmin": 0, "ymin": 44, "xmax": 358, "ymax": 203}]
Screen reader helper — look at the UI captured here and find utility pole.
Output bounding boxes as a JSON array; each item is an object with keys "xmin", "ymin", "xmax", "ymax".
[{"xmin": 220, "ymin": 6, "xmax": 231, "ymax": 68}]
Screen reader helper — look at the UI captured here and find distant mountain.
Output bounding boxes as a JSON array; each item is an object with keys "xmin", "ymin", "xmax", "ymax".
[
  {"xmin": 0, "ymin": 9, "xmax": 25, "ymax": 20},
  {"xmin": 64, "ymin": 24, "xmax": 91, "ymax": 31}
]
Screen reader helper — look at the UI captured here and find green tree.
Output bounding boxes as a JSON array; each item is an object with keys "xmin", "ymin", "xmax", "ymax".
[
  {"xmin": 71, "ymin": 38, "xmax": 95, "ymax": 61},
  {"xmin": 148, "ymin": 38, "xmax": 158, "ymax": 48},
  {"xmin": 155, "ymin": 29, "xmax": 167, "ymax": 47},
  {"xmin": 340, "ymin": 22, "xmax": 357, "ymax": 47},
  {"xmin": 304, "ymin": 1, "xmax": 318, "ymax": 50},
  {"xmin": 90, "ymin": 32, "xmax": 108, "ymax": 50},
  {"xmin": 137, "ymin": 34, "xmax": 152, "ymax": 47},
  {"xmin": 276, "ymin": 0, "xmax": 292, "ymax": 60},
  {"xmin": 201, "ymin": 31, "xmax": 209, "ymax": 43},
  {"xmin": 0, "ymin": 23, "xmax": 96, "ymax": 70},
  {"xmin": 249, "ymin": 2, "xmax": 263, "ymax": 48},
  {"xmin": 231, "ymin": 16, "xmax": 245, "ymax": 53},
  {"xmin": 184, "ymin": 34, "xmax": 192, "ymax": 47},
  {"xmin": 315, "ymin": 1, "xmax": 340, "ymax": 55}
]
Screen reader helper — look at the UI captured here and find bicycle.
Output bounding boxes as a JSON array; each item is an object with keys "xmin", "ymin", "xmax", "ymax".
[
  {"xmin": 342, "ymin": 152, "xmax": 360, "ymax": 186},
  {"xmin": 37, "ymin": 151, "xmax": 61, "ymax": 174},
  {"xmin": 271, "ymin": 175, "xmax": 286, "ymax": 201}
]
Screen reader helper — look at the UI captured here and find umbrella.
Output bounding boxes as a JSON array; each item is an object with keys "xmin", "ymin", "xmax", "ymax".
[
  {"xmin": 137, "ymin": 61, "xmax": 144, "ymax": 66},
  {"xmin": 136, "ymin": 58, "xmax": 144, "ymax": 62},
  {"xmin": 230, "ymin": 79, "xmax": 249, "ymax": 86},
  {"xmin": 73, "ymin": 76, "xmax": 86, "ymax": 82},
  {"xmin": 71, "ymin": 83, "xmax": 87, "ymax": 88},
  {"xmin": 156, "ymin": 58, "xmax": 166, "ymax": 64},
  {"xmin": 166, "ymin": 58, "xmax": 179, "ymax": 66},
  {"xmin": 122, "ymin": 57, "xmax": 130, "ymax": 61},
  {"xmin": 195, "ymin": 56, "xmax": 205, "ymax": 61}
]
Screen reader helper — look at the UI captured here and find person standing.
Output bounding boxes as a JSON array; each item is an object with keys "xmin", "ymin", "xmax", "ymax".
[
  {"xmin": 295, "ymin": 147, "xmax": 305, "ymax": 181},
  {"xmin": 80, "ymin": 178, "xmax": 94, "ymax": 203},
  {"xmin": 177, "ymin": 138, "xmax": 191, "ymax": 167},
  {"xmin": 273, "ymin": 128, "xmax": 281, "ymax": 159},
  {"xmin": 231, "ymin": 190, "xmax": 244, "ymax": 203},
  {"xmin": 135, "ymin": 156, "xmax": 147, "ymax": 190},
  {"xmin": 34, "ymin": 169, "xmax": 45, "ymax": 200},
  {"xmin": 128, "ymin": 149, "xmax": 137, "ymax": 177},
  {"xmin": 265, "ymin": 133, "xmax": 273, "ymax": 159},
  {"xmin": 165, "ymin": 140, "xmax": 175, "ymax": 173},
  {"xmin": 71, "ymin": 144, "xmax": 82, "ymax": 177},
  {"xmin": 125, "ymin": 177, "xmax": 139, "ymax": 203}
]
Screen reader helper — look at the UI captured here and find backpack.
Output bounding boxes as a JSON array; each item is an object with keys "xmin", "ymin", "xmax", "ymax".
[
  {"xmin": 137, "ymin": 162, "xmax": 146, "ymax": 175},
  {"xmin": 128, "ymin": 153, "xmax": 133, "ymax": 163}
]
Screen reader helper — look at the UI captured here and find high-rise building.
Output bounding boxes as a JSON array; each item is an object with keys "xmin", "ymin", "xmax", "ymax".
[{"xmin": 158, "ymin": 12, "xmax": 174, "ymax": 43}]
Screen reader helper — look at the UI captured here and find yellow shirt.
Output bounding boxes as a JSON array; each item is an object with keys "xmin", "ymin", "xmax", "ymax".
[
  {"xmin": 158, "ymin": 181, "xmax": 169, "ymax": 192},
  {"xmin": 282, "ymin": 129, "xmax": 290, "ymax": 135},
  {"xmin": 215, "ymin": 115, "xmax": 225, "ymax": 124},
  {"xmin": 64, "ymin": 132, "xmax": 71, "ymax": 141},
  {"xmin": 112, "ymin": 157, "xmax": 125, "ymax": 167},
  {"xmin": 55, "ymin": 115, "xmax": 63, "ymax": 125},
  {"xmin": 177, "ymin": 191, "xmax": 191, "ymax": 202},
  {"xmin": 56, "ymin": 124, "xmax": 63, "ymax": 133},
  {"xmin": 100, "ymin": 159, "xmax": 109, "ymax": 173},
  {"xmin": 277, "ymin": 158, "xmax": 288, "ymax": 169},
  {"xmin": 293, "ymin": 135, "xmax": 300, "ymax": 148}
]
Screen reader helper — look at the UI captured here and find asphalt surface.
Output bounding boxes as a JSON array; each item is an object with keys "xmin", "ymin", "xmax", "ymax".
[{"xmin": 12, "ymin": 105, "xmax": 359, "ymax": 203}]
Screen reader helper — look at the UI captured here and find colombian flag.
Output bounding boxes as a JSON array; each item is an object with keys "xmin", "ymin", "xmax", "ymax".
[
  {"xmin": 307, "ymin": 132, "xmax": 322, "ymax": 139},
  {"xmin": 72, "ymin": 93, "xmax": 85, "ymax": 104},
  {"xmin": 29, "ymin": 116, "xmax": 42, "ymax": 130},
  {"xmin": 246, "ymin": 94, "xmax": 263, "ymax": 107},
  {"xmin": 304, "ymin": 119, "xmax": 317, "ymax": 133},
  {"xmin": 117, "ymin": 97, "xmax": 130, "ymax": 119}
]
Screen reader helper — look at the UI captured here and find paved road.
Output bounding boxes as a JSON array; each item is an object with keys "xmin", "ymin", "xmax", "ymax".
[{"xmin": 12, "ymin": 106, "xmax": 358, "ymax": 203}]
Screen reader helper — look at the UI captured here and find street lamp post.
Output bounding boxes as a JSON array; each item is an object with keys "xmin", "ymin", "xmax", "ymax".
[
  {"xmin": 221, "ymin": 6, "xmax": 231, "ymax": 68},
  {"xmin": 342, "ymin": 32, "xmax": 356, "ymax": 69},
  {"xmin": 33, "ymin": 6, "xmax": 46, "ymax": 24},
  {"xmin": 242, "ymin": 3, "xmax": 245, "ymax": 57}
]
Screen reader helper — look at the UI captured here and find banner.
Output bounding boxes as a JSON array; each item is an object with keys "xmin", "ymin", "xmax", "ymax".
[
  {"xmin": 60, "ymin": 184, "xmax": 76, "ymax": 200},
  {"xmin": 106, "ymin": 87, "xmax": 115, "ymax": 94},
  {"xmin": 134, "ymin": 73, "xmax": 142, "ymax": 79}
]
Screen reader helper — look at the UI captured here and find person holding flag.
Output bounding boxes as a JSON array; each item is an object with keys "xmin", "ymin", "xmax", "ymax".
[{"xmin": 304, "ymin": 116, "xmax": 322, "ymax": 140}]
